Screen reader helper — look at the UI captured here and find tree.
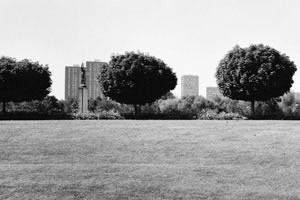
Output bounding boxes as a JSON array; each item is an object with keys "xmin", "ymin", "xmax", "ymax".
[
  {"xmin": 98, "ymin": 52, "xmax": 177, "ymax": 114},
  {"xmin": 0, "ymin": 56, "xmax": 52, "ymax": 113},
  {"xmin": 39, "ymin": 96, "xmax": 64, "ymax": 114},
  {"xmin": 216, "ymin": 44, "xmax": 297, "ymax": 116},
  {"xmin": 160, "ymin": 91, "xmax": 176, "ymax": 100}
]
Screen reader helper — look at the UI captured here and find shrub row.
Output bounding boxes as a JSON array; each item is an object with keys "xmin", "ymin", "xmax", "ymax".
[
  {"xmin": 72, "ymin": 110, "xmax": 123, "ymax": 120},
  {"xmin": 1, "ymin": 92, "xmax": 300, "ymax": 120},
  {"xmin": 0, "ymin": 111, "xmax": 71, "ymax": 120}
]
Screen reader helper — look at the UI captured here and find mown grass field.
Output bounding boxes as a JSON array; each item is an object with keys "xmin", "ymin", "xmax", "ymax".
[{"xmin": 0, "ymin": 120, "xmax": 299, "ymax": 200}]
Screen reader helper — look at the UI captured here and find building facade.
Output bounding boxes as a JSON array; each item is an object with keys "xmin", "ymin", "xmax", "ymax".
[
  {"xmin": 206, "ymin": 87, "xmax": 222, "ymax": 100},
  {"xmin": 65, "ymin": 65, "xmax": 81, "ymax": 100},
  {"xmin": 65, "ymin": 61, "xmax": 107, "ymax": 100},
  {"xmin": 86, "ymin": 61, "xmax": 107, "ymax": 99},
  {"xmin": 181, "ymin": 75, "xmax": 199, "ymax": 97}
]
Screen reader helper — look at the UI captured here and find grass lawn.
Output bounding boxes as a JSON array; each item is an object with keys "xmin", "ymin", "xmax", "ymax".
[{"xmin": 0, "ymin": 120, "xmax": 299, "ymax": 200}]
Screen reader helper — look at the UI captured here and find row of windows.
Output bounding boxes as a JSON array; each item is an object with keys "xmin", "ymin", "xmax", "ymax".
[{"xmin": 65, "ymin": 66, "xmax": 104, "ymax": 99}]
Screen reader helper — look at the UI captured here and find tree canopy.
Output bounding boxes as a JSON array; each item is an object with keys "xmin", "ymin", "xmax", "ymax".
[
  {"xmin": 98, "ymin": 52, "xmax": 177, "ymax": 108},
  {"xmin": 216, "ymin": 44, "xmax": 297, "ymax": 115},
  {"xmin": 0, "ymin": 56, "xmax": 52, "ymax": 112}
]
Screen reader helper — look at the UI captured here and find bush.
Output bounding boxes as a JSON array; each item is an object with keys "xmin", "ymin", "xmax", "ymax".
[
  {"xmin": 0, "ymin": 111, "xmax": 71, "ymax": 120},
  {"xmin": 122, "ymin": 112, "xmax": 193, "ymax": 120},
  {"xmin": 88, "ymin": 97, "xmax": 135, "ymax": 116},
  {"xmin": 189, "ymin": 96, "xmax": 218, "ymax": 113},
  {"xmin": 159, "ymin": 98, "xmax": 181, "ymax": 114},
  {"xmin": 158, "ymin": 98, "xmax": 194, "ymax": 119},
  {"xmin": 278, "ymin": 92, "xmax": 300, "ymax": 119},
  {"xmin": 139, "ymin": 102, "xmax": 160, "ymax": 115},
  {"xmin": 62, "ymin": 98, "xmax": 78, "ymax": 114},
  {"xmin": 197, "ymin": 109, "xmax": 246, "ymax": 120},
  {"xmin": 0, "ymin": 96, "xmax": 72, "ymax": 120},
  {"xmin": 213, "ymin": 96, "xmax": 249, "ymax": 116},
  {"xmin": 213, "ymin": 96, "xmax": 285, "ymax": 119},
  {"xmin": 158, "ymin": 96, "xmax": 223, "ymax": 119},
  {"xmin": 72, "ymin": 110, "xmax": 123, "ymax": 120},
  {"xmin": 95, "ymin": 98, "xmax": 121, "ymax": 112},
  {"xmin": 97, "ymin": 110, "xmax": 124, "ymax": 119},
  {"xmin": 121, "ymin": 98, "xmax": 191, "ymax": 119},
  {"xmin": 254, "ymin": 98, "xmax": 283, "ymax": 119}
]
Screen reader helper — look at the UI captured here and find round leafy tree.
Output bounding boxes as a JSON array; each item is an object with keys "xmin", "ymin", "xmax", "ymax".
[
  {"xmin": 216, "ymin": 44, "xmax": 297, "ymax": 116},
  {"xmin": 98, "ymin": 52, "xmax": 177, "ymax": 113},
  {"xmin": 0, "ymin": 56, "xmax": 52, "ymax": 113}
]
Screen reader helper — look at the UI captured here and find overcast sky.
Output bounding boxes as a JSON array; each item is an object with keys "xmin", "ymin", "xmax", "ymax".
[{"xmin": 1, "ymin": 0, "xmax": 300, "ymax": 99}]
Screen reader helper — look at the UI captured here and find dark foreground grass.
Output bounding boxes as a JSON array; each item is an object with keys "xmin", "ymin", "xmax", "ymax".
[{"xmin": 0, "ymin": 120, "xmax": 299, "ymax": 200}]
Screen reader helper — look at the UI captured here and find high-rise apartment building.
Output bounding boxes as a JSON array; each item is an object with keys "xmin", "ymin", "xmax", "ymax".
[
  {"xmin": 65, "ymin": 61, "xmax": 107, "ymax": 100},
  {"xmin": 181, "ymin": 75, "xmax": 199, "ymax": 97},
  {"xmin": 86, "ymin": 61, "xmax": 107, "ymax": 99},
  {"xmin": 206, "ymin": 87, "xmax": 222, "ymax": 100},
  {"xmin": 65, "ymin": 65, "xmax": 81, "ymax": 100}
]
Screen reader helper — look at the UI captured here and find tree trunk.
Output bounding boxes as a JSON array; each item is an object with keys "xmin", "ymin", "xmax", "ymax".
[
  {"xmin": 2, "ymin": 101, "xmax": 6, "ymax": 114},
  {"xmin": 251, "ymin": 100, "xmax": 255, "ymax": 117},
  {"xmin": 134, "ymin": 104, "xmax": 139, "ymax": 115}
]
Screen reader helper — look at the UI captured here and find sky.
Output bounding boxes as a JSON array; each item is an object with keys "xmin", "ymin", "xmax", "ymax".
[{"xmin": 1, "ymin": 0, "xmax": 300, "ymax": 99}]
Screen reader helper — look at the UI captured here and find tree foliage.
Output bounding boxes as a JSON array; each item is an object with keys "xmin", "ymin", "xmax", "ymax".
[
  {"xmin": 98, "ymin": 52, "xmax": 177, "ymax": 106},
  {"xmin": 0, "ymin": 56, "xmax": 52, "ymax": 112},
  {"xmin": 216, "ymin": 44, "xmax": 297, "ymax": 102},
  {"xmin": 216, "ymin": 44, "xmax": 297, "ymax": 116}
]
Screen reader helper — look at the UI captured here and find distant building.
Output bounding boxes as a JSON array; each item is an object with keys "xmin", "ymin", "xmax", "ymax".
[
  {"xmin": 181, "ymin": 75, "xmax": 199, "ymax": 97},
  {"xmin": 206, "ymin": 87, "xmax": 222, "ymax": 100},
  {"xmin": 65, "ymin": 60, "xmax": 107, "ymax": 100},
  {"xmin": 65, "ymin": 65, "xmax": 81, "ymax": 100},
  {"xmin": 86, "ymin": 61, "xmax": 107, "ymax": 99}
]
